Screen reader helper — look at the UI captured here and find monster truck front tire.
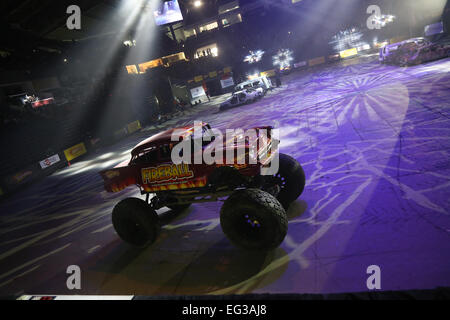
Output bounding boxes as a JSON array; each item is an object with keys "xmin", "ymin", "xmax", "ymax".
[
  {"xmin": 220, "ymin": 189, "xmax": 287, "ymax": 251},
  {"xmin": 112, "ymin": 197, "xmax": 160, "ymax": 247}
]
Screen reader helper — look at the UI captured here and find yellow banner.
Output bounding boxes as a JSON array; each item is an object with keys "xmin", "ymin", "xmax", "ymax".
[
  {"xmin": 308, "ymin": 56, "xmax": 326, "ymax": 66},
  {"xmin": 261, "ymin": 69, "xmax": 276, "ymax": 77},
  {"xmin": 339, "ymin": 48, "xmax": 358, "ymax": 58},
  {"xmin": 209, "ymin": 71, "xmax": 217, "ymax": 78},
  {"xmin": 194, "ymin": 75, "xmax": 203, "ymax": 82},
  {"xmin": 223, "ymin": 66, "xmax": 232, "ymax": 73},
  {"xmin": 127, "ymin": 120, "xmax": 141, "ymax": 134},
  {"xmin": 64, "ymin": 143, "xmax": 87, "ymax": 162},
  {"xmin": 126, "ymin": 65, "xmax": 138, "ymax": 74}
]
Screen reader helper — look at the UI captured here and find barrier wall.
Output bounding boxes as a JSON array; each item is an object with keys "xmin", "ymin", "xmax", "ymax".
[
  {"xmin": 0, "ymin": 120, "xmax": 143, "ymax": 199},
  {"xmin": 308, "ymin": 56, "xmax": 326, "ymax": 66},
  {"xmin": 127, "ymin": 120, "xmax": 141, "ymax": 134}
]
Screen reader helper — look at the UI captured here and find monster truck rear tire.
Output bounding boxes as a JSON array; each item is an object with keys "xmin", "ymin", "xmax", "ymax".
[
  {"xmin": 112, "ymin": 197, "xmax": 160, "ymax": 247},
  {"xmin": 220, "ymin": 188, "xmax": 287, "ymax": 251},
  {"xmin": 275, "ymin": 153, "xmax": 306, "ymax": 209}
]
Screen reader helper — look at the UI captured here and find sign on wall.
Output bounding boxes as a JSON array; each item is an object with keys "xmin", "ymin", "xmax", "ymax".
[
  {"xmin": 190, "ymin": 86, "xmax": 206, "ymax": 98},
  {"xmin": 127, "ymin": 120, "xmax": 141, "ymax": 134},
  {"xmin": 294, "ymin": 61, "xmax": 307, "ymax": 68},
  {"xmin": 220, "ymin": 76, "xmax": 234, "ymax": 88},
  {"xmin": 39, "ymin": 154, "xmax": 61, "ymax": 169},
  {"xmin": 308, "ymin": 56, "xmax": 326, "ymax": 66},
  {"xmin": 64, "ymin": 143, "xmax": 87, "ymax": 162}
]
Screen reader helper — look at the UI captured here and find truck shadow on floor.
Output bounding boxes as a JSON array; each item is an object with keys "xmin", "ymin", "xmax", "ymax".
[
  {"xmin": 66, "ymin": 199, "xmax": 308, "ymax": 295},
  {"xmin": 85, "ymin": 212, "xmax": 311, "ymax": 294},
  {"xmin": 80, "ymin": 236, "xmax": 289, "ymax": 295}
]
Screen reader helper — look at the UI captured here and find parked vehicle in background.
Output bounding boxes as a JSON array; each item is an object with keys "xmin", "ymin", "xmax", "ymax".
[
  {"xmin": 220, "ymin": 88, "xmax": 262, "ymax": 110},
  {"xmin": 234, "ymin": 76, "xmax": 273, "ymax": 94}
]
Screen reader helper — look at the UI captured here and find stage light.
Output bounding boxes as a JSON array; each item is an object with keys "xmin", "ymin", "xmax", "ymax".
[
  {"xmin": 194, "ymin": 0, "xmax": 202, "ymax": 8},
  {"xmin": 68, "ymin": 0, "xmax": 161, "ymax": 141},
  {"xmin": 244, "ymin": 50, "xmax": 265, "ymax": 64},
  {"xmin": 123, "ymin": 39, "xmax": 136, "ymax": 47},
  {"xmin": 247, "ymin": 71, "xmax": 260, "ymax": 80},
  {"xmin": 373, "ymin": 14, "xmax": 396, "ymax": 28},
  {"xmin": 273, "ymin": 49, "xmax": 294, "ymax": 70},
  {"xmin": 329, "ymin": 27, "xmax": 370, "ymax": 53}
]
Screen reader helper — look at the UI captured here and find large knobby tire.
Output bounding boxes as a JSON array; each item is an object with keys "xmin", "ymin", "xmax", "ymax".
[
  {"xmin": 274, "ymin": 153, "xmax": 306, "ymax": 209},
  {"xmin": 220, "ymin": 188, "xmax": 287, "ymax": 251},
  {"xmin": 112, "ymin": 197, "xmax": 160, "ymax": 247}
]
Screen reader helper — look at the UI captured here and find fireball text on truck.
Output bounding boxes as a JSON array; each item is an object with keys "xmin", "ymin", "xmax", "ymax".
[{"xmin": 100, "ymin": 122, "xmax": 306, "ymax": 251}]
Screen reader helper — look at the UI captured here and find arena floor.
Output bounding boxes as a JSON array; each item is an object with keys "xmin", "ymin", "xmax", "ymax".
[{"xmin": 1, "ymin": 55, "xmax": 449, "ymax": 296}]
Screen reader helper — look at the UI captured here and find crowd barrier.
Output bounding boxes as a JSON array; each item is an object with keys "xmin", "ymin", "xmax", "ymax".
[{"xmin": 0, "ymin": 120, "xmax": 142, "ymax": 199}]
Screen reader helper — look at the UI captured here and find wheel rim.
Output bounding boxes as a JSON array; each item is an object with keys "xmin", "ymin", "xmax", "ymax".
[
  {"xmin": 274, "ymin": 172, "xmax": 287, "ymax": 190},
  {"xmin": 244, "ymin": 214, "xmax": 261, "ymax": 229},
  {"xmin": 233, "ymin": 212, "xmax": 266, "ymax": 243},
  {"xmin": 120, "ymin": 218, "xmax": 149, "ymax": 246}
]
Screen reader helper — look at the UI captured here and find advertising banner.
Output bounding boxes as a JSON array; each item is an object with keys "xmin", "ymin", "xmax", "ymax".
[
  {"xmin": 294, "ymin": 61, "xmax": 307, "ymax": 68},
  {"xmin": 127, "ymin": 120, "xmax": 141, "ymax": 134},
  {"xmin": 2, "ymin": 162, "xmax": 39, "ymax": 192},
  {"xmin": 64, "ymin": 143, "xmax": 87, "ymax": 162},
  {"xmin": 339, "ymin": 48, "xmax": 358, "ymax": 59},
  {"xmin": 39, "ymin": 154, "xmax": 61, "ymax": 169},
  {"xmin": 261, "ymin": 69, "xmax": 276, "ymax": 77},
  {"xmin": 12, "ymin": 170, "xmax": 33, "ymax": 184},
  {"xmin": 126, "ymin": 65, "xmax": 139, "ymax": 74},
  {"xmin": 190, "ymin": 86, "xmax": 206, "ymax": 98},
  {"xmin": 32, "ymin": 98, "xmax": 54, "ymax": 109},
  {"xmin": 220, "ymin": 77, "xmax": 234, "ymax": 89},
  {"xmin": 308, "ymin": 56, "xmax": 326, "ymax": 66}
]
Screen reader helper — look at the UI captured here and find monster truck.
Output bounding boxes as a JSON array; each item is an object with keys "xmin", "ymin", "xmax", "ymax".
[
  {"xmin": 379, "ymin": 36, "xmax": 450, "ymax": 66},
  {"xmin": 100, "ymin": 123, "xmax": 305, "ymax": 250}
]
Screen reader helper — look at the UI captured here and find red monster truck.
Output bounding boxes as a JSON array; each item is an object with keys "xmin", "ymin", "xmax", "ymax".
[
  {"xmin": 100, "ymin": 123, "xmax": 305, "ymax": 250},
  {"xmin": 379, "ymin": 36, "xmax": 450, "ymax": 66}
]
